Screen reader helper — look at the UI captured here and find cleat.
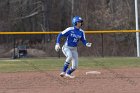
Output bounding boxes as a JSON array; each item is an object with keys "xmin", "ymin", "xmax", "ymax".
[
  {"xmin": 65, "ymin": 73, "xmax": 75, "ymax": 78},
  {"xmin": 60, "ymin": 72, "xmax": 65, "ymax": 77}
]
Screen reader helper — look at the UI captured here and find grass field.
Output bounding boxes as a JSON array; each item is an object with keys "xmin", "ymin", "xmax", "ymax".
[{"xmin": 0, "ymin": 57, "xmax": 140, "ymax": 72}]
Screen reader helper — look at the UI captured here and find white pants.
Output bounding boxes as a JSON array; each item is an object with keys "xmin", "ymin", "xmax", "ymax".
[{"xmin": 62, "ymin": 45, "xmax": 78, "ymax": 69}]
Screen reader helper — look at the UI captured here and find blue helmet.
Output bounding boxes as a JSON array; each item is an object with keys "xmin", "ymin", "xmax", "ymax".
[{"xmin": 72, "ymin": 16, "xmax": 83, "ymax": 26}]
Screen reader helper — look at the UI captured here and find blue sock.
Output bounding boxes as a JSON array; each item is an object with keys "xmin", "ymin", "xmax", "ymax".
[
  {"xmin": 63, "ymin": 62, "xmax": 70, "ymax": 72},
  {"xmin": 67, "ymin": 67, "xmax": 75, "ymax": 75}
]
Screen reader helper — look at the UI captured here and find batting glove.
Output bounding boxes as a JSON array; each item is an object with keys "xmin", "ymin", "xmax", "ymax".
[
  {"xmin": 86, "ymin": 43, "xmax": 92, "ymax": 47},
  {"xmin": 55, "ymin": 44, "xmax": 61, "ymax": 52}
]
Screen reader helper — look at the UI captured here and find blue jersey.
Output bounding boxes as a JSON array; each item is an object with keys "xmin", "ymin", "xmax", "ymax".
[{"xmin": 56, "ymin": 27, "xmax": 87, "ymax": 47}]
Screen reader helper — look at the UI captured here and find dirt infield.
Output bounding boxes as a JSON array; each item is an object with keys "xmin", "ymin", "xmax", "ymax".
[{"xmin": 0, "ymin": 68, "xmax": 140, "ymax": 93}]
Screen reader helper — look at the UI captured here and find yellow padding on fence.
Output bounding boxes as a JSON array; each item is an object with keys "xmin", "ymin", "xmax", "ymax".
[{"xmin": 0, "ymin": 30, "xmax": 140, "ymax": 34}]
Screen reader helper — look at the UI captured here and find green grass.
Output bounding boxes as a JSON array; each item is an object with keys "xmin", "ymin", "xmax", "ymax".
[
  {"xmin": 0, "ymin": 57, "xmax": 140, "ymax": 72},
  {"xmin": 79, "ymin": 57, "xmax": 140, "ymax": 69}
]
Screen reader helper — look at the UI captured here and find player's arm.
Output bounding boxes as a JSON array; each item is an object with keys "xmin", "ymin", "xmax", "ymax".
[
  {"xmin": 55, "ymin": 28, "xmax": 70, "ymax": 52},
  {"xmin": 81, "ymin": 32, "xmax": 92, "ymax": 47},
  {"xmin": 56, "ymin": 33, "xmax": 63, "ymax": 45},
  {"xmin": 55, "ymin": 33, "xmax": 62, "ymax": 52}
]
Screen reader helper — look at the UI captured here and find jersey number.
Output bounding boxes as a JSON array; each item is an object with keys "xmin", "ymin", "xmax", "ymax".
[{"xmin": 73, "ymin": 38, "xmax": 78, "ymax": 42}]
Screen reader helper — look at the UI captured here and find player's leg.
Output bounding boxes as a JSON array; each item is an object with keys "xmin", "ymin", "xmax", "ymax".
[
  {"xmin": 66, "ymin": 48, "xmax": 78, "ymax": 78},
  {"xmin": 60, "ymin": 46, "xmax": 72, "ymax": 77}
]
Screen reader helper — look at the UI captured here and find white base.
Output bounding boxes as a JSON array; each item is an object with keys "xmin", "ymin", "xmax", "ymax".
[{"xmin": 86, "ymin": 71, "xmax": 101, "ymax": 75}]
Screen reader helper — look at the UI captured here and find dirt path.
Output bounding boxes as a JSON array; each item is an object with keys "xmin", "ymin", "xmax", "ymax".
[{"xmin": 0, "ymin": 68, "xmax": 140, "ymax": 93}]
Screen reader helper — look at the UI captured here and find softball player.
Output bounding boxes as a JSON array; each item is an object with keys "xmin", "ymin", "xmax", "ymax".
[{"xmin": 55, "ymin": 16, "xmax": 92, "ymax": 78}]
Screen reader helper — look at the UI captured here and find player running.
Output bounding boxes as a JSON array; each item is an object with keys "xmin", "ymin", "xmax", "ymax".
[{"xmin": 55, "ymin": 16, "xmax": 92, "ymax": 78}]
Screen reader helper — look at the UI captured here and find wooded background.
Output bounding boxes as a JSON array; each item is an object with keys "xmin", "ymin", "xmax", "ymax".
[{"xmin": 0, "ymin": 0, "xmax": 139, "ymax": 57}]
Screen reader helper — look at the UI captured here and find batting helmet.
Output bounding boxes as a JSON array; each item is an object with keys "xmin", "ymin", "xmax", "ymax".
[{"xmin": 72, "ymin": 16, "xmax": 83, "ymax": 26}]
